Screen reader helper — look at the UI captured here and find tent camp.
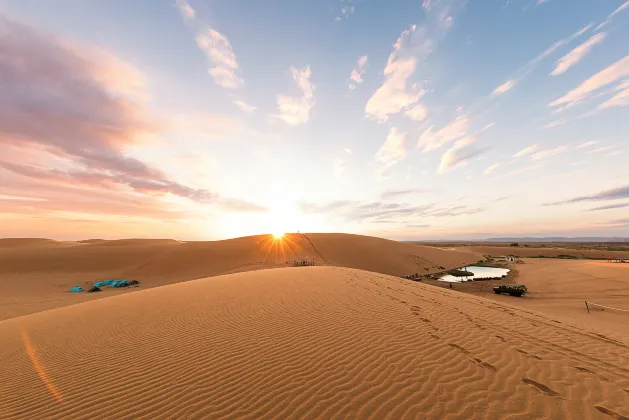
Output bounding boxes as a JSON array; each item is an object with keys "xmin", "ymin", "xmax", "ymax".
[{"xmin": 69, "ymin": 286, "xmax": 83, "ymax": 293}]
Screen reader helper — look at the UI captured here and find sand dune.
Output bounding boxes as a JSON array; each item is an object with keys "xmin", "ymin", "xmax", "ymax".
[
  {"xmin": 0, "ymin": 233, "xmax": 480, "ymax": 320},
  {"xmin": 1, "ymin": 267, "xmax": 627, "ymax": 419}
]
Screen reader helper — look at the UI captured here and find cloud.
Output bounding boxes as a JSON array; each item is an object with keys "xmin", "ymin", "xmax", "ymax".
[
  {"xmin": 0, "ymin": 16, "xmax": 216, "ymax": 203},
  {"xmin": 438, "ymin": 136, "xmax": 487, "ymax": 174},
  {"xmin": 336, "ymin": 0, "xmax": 356, "ymax": 20},
  {"xmin": 586, "ymin": 203, "xmax": 629, "ymax": 211},
  {"xmin": 273, "ymin": 65, "xmax": 315, "ymax": 125},
  {"xmin": 349, "ymin": 55, "xmax": 368, "ymax": 90},
  {"xmin": 344, "ymin": 148, "xmax": 353, "ymax": 154},
  {"xmin": 417, "ymin": 116, "xmax": 469, "ymax": 152},
  {"xmin": 484, "ymin": 163, "xmax": 501, "ymax": 175},
  {"xmin": 365, "ymin": 1, "xmax": 462, "ymax": 122},
  {"xmin": 233, "ymin": 100, "xmax": 257, "ymax": 113},
  {"xmin": 585, "ymin": 145, "xmax": 614, "ymax": 154},
  {"xmin": 595, "ymin": 0, "xmax": 629, "ymax": 31},
  {"xmin": 195, "ymin": 29, "xmax": 244, "ymax": 89},
  {"xmin": 216, "ymin": 198, "xmax": 268, "ymax": 213},
  {"xmin": 531, "ymin": 145, "xmax": 568, "ymax": 160},
  {"xmin": 577, "ymin": 140, "xmax": 599, "ymax": 148},
  {"xmin": 546, "ymin": 185, "xmax": 629, "ymax": 205},
  {"xmin": 381, "ymin": 189, "xmax": 431, "ymax": 199},
  {"xmin": 543, "ymin": 119, "xmax": 567, "ymax": 129},
  {"xmin": 493, "ymin": 23, "xmax": 592, "ymax": 96},
  {"xmin": 175, "ymin": 0, "xmax": 196, "ymax": 20},
  {"xmin": 405, "ymin": 103, "xmax": 429, "ymax": 121},
  {"xmin": 492, "ymin": 79, "xmax": 516, "ymax": 95},
  {"xmin": 298, "ymin": 199, "xmax": 484, "ymax": 223},
  {"xmin": 598, "ymin": 79, "xmax": 629, "ymax": 110},
  {"xmin": 512, "ymin": 144, "xmax": 538, "ymax": 157},
  {"xmin": 375, "ymin": 128, "xmax": 408, "ymax": 175},
  {"xmin": 551, "ymin": 33, "xmax": 606, "ymax": 76},
  {"xmin": 549, "ymin": 55, "xmax": 629, "ymax": 111}
]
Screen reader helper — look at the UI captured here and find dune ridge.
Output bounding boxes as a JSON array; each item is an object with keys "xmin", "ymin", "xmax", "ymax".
[
  {"xmin": 0, "ymin": 233, "xmax": 480, "ymax": 320},
  {"xmin": 1, "ymin": 267, "xmax": 627, "ymax": 419}
]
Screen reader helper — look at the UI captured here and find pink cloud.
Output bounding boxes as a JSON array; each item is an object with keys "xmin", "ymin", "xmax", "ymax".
[{"xmin": 0, "ymin": 15, "xmax": 215, "ymax": 201}]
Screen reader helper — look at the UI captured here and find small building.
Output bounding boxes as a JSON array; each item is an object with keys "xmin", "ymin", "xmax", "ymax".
[{"xmin": 504, "ymin": 256, "xmax": 517, "ymax": 262}]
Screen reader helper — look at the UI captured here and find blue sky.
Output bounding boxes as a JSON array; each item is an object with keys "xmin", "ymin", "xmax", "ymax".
[{"xmin": 1, "ymin": 0, "xmax": 628, "ymax": 240}]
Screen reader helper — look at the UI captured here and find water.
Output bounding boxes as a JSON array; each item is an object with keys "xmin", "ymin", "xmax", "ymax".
[{"xmin": 439, "ymin": 266, "xmax": 510, "ymax": 283}]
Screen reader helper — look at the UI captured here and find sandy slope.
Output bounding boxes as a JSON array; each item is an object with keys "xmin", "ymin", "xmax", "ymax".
[
  {"xmin": 1, "ymin": 267, "xmax": 627, "ymax": 420},
  {"xmin": 494, "ymin": 259, "xmax": 629, "ymax": 334},
  {"xmin": 0, "ymin": 233, "xmax": 480, "ymax": 320},
  {"xmin": 427, "ymin": 259, "xmax": 629, "ymax": 336}
]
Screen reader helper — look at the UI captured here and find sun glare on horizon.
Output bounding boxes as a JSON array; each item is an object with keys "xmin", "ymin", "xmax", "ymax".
[{"xmin": 272, "ymin": 232, "xmax": 284, "ymax": 239}]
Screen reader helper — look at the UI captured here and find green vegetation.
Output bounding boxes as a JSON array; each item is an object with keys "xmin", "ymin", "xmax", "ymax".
[
  {"xmin": 510, "ymin": 243, "xmax": 519, "ymax": 247},
  {"xmin": 493, "ymin": 284, "xmax": 527, "ymax": 297}
]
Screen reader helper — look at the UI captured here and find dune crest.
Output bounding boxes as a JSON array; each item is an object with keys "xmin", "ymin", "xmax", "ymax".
[{"xmin": 0, "ymin": 233, "xmax": 480, "ymax": 320}]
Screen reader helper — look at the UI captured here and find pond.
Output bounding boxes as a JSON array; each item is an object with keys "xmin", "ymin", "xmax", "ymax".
[{"xmin": 439, "ymin": 265, "xmax": 510, "ymax": 283}]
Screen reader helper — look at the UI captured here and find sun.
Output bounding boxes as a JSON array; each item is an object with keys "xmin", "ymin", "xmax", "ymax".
[{"xmin": 272, "ymin": 232, "xmax": 284, "ymax": 240}]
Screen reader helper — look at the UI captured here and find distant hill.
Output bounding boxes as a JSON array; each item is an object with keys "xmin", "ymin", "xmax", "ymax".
[{"xmin": 486, "ymin": 237, "xmax": 629, "ymax": 243}]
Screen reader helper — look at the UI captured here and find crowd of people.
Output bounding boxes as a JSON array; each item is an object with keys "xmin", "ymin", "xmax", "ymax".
[{"xmin": 293, "ymin": 259, "xmax": 315, "ymax": 266}]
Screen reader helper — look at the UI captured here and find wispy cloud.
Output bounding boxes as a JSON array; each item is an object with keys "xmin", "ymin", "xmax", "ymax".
[
  {"xmin": 418, "ymin": 116, "xmax": 469, "ymax": 152},
  {"xmin": 551, "ymin": 33, "xmax": 607, "ymax": 76},
  {"xmin": 586, "ymin": 203, "xmax": 629, "ymax": 211},
  {"xmin": 381, "ymin": 189, "xmax": 431, "ymax": 199},
  {"xmin": 217, "ymin": 198, "xmax": 268, "ymax": 213},
  {"xmin": 595, "ymin": 0, "xmax": 629, "ymax": 31},
  {"xmin": 531, "ymin": 145, "xmax": 568, "ymax": 160},
  {"xmin": 585, "ymin": 145, "xmax": 614, "ymax": 154},
  {"xmin": 175, "ymin": 0, "xmax": 195, "ymax": 20},
  {"xmin": 492, "ymin": 80, "xmax": 516, "ymax": 95},
  {"xmin": 577, "ymin": 140, "xmax": 599, "ymax": 148},
  {"xmin": 513, "ymin": 144, "xmax": 538, "ymax": 157},
  {"xmin": 543, "ymin": 119, "xmax": 567, "ymax": 129},
  {"xmin": 493, "ymin": 23, "xmax": 592, "ymax": 95},
  {"xmin": 546, "ymin": 185, "xmax": 629, "ymax": 205},
  {"xmin": 375, "ymin": 128, "xmax": 407, "ymax": 176},
  {"xmin": 438, "ymin": 136, "xmax": 487, "ymax": 174},
  {"xmin": 176, "ymin": 2, "xmax": 244, "ymax": 90},
  {"xmin": 549, "ymin": 55, "xmax": 629, "ymax": 111},
  {"xmin": 273, "ymin": 65, "xmax": 315, "ymax": 125},
  {"xmin": 598, "ymin": 79, "xmax": 629, "ymax": 110},
  {"xmin": 335, "ymin": 0, "xmax": 356, "ymax": 20},
  {"xmin": 349, "ymin": 55, "xmax": 368, "ymax": 90},
  {"xmin": 196, "ymin": 29, "xmax": 243, "ymax": 89},
  {"xmin": 365, "ymin": 0, "xmax": 462, "ymax": 122},
  {"xmin": 484, "ymin": 163, "xmax": 502, "ymax": 175},
  {"xmin": 233, "ymin": 100, "xmax": 257, "ymax": 113}
]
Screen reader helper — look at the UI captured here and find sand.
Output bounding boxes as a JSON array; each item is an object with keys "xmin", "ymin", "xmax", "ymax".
[
  {"xmin": 1, "ymin": 267, "xmax": 628, "ymax": 419},
  {"xmin": 462, "ymin": 245, "xmax": 629, "ymax": 260},
  {"xmin": 0, "ymin": 233, "xmax": 480, "ymax": 320}
]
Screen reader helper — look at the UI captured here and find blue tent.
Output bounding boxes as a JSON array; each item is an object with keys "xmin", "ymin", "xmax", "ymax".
[
  {"xmin": 109, "ymin": 280, "xmax": 121, "ymax": 288},
  {"xmin": 69, "ymin": 286, "xmax": 83, "ymax": 293},
  {"xmin": 93, "ymin": 281, "xmax": 106, "ymax": 287}
]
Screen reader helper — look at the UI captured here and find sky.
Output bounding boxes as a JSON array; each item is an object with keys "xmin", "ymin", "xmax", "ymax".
[{"xmin": 1, "ymin": 0, "xmax": 629, "ymax": 241}]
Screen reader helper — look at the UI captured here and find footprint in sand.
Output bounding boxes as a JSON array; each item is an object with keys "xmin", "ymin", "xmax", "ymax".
[
  {"xmin": 594, "ymin": 406, "xmax": 629, "ymax": 420},
  {"xmin": 420, "ymin": 318, "xmax": 431, "ymax": 323},
  {"xmin": 495, "ymin": 336, "xmax": 506, "ymax": 342},
  {"xmin": 521, "ymin": 378, "xmax": 560, "ymax": 397},
  {"xmin": 430, "ymin": 333, "xmax": 440, "ymax": 340},
  {"xmin": 573, "ymin": 366, "xmax": 609, "ymax": 382},
  {"xmin": 472, "ymin": 357, "xmax": 497, "ymax": 372},
  {"xmin": 516, "ymin": 349, "xmax": 542, "ymax": 360}
]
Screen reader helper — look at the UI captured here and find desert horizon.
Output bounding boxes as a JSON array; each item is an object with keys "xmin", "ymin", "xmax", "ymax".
[
  {"xmin": 2, "ymin": 0, "xmax": 629, "ymax": 418},
  {"xmin": 1, "ymin": 232, "xmax": 628, "ymax": 419}
]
